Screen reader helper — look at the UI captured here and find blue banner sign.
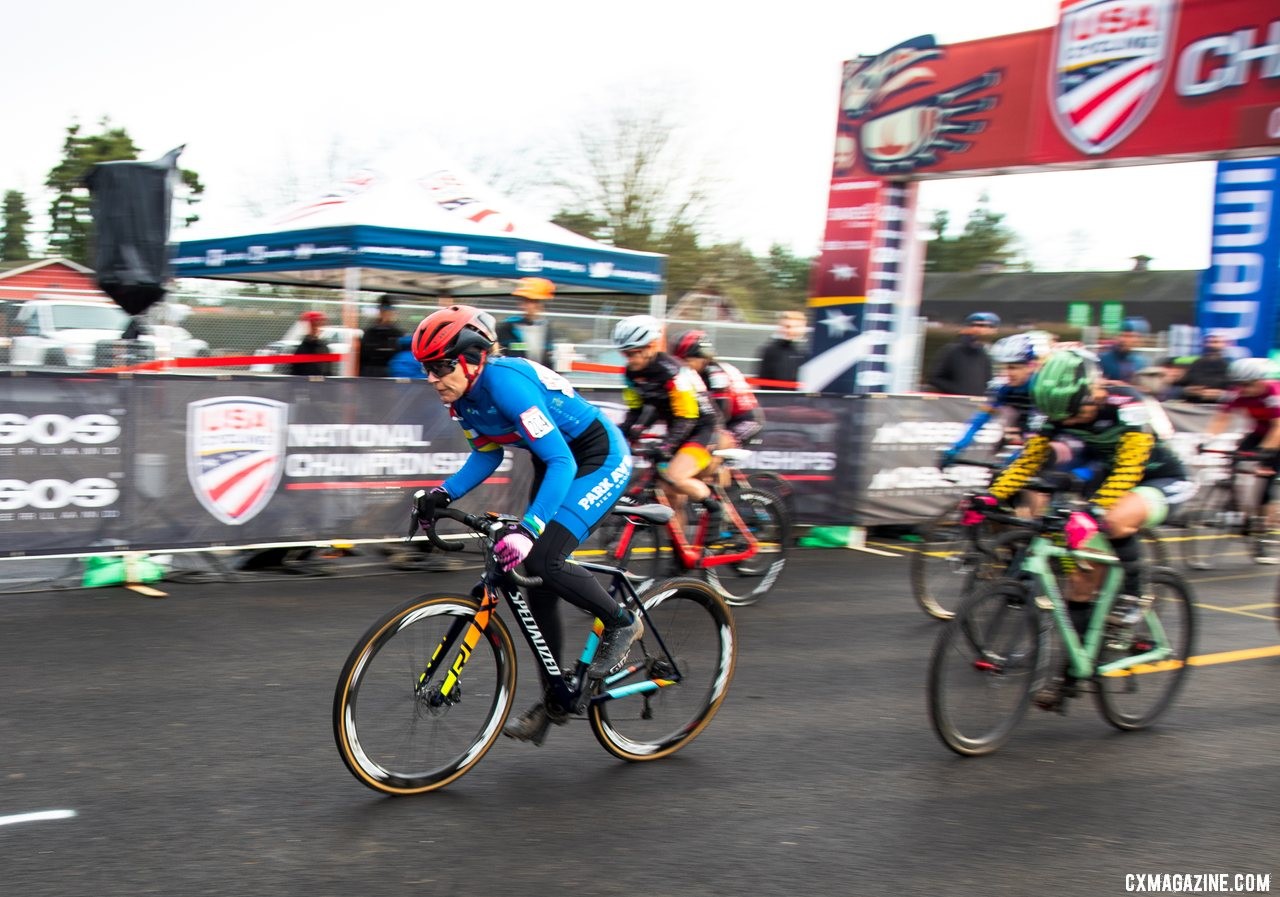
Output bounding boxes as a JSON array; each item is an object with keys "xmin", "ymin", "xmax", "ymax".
[{"xmin": 1197, "ymin": 158, "xmax": 1280, "ymax": 359}]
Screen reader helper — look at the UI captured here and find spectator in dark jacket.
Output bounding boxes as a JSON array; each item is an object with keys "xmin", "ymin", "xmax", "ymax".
[
  {"xmin": 357, "ymin": 294, "xmax": 404, "ymax": 377},
  {"xmin": 288, "ymin": 311, "xmax": 333, "ymax": 376},
  {"xmin": 926, "ymin": 312, "xmax": 998, "ymax": 396},
  {"xmin": 756, "ymin": 310, "xmax": 808, "ymax": 387},
  {"xmin": 1178, "ymin": 330, "xmax": 1233, "ymax": 403},
  {"xmin": 1098, "ymin": 316, "xmax": 1150, "ymax": 384}
]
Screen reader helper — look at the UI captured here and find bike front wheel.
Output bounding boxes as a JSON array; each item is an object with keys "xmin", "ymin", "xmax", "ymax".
[
  {"xmin": 911, "ymin": 506, "xmax": 988, "ymax": 620},
  {"xmin": 705, "ymin": 488, "xmax": 789, "ymax": 607},
  {"xmin": 589, "ymin": 578, "xmax": 736, "ymax": 761},
  {"xmin": 928, "ymin": 579, "xmax": 1041, "ymax": 756},
  {"xmin": 1095, "ymin": 568, "xmax": 1197, "ymax": 731},
  {"xmin": 333, "ymin": 594, "xmax": 517, "ymax": 795}
]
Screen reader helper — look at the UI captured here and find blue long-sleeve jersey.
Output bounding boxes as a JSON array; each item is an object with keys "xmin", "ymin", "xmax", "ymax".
[
  {"xmin": 945, "ymin": 379, "xmax": 1035, "ymax": 459},
  {"xmin": 441, "ymin": 356, "xmax": 611, "ymax": 534}
]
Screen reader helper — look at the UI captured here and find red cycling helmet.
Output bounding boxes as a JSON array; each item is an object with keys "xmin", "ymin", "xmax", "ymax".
[
  {"xmin": 411, "ymin": 305, "xmax": 497, "ymax": 362},
  {"xmin": 412, "ymin": 305, "xmax": 497, "ymax": 390},
  {"xmin": 672, "ymin": 329, "xmax": 713, "ymax": 360}
]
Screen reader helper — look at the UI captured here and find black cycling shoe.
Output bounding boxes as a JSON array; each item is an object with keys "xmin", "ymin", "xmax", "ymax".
[
  {"xmin": 589, "ymin": 616, "xmax": 645, "ymax": 676},
  {"xmin": 502, "ymin": 700, "xmax": 568, "ymax": 747}
]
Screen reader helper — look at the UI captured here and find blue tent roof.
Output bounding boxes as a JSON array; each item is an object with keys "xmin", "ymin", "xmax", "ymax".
[{"xmin": 169, "ymin": 155, "xmax": 666, "ymax": 296}]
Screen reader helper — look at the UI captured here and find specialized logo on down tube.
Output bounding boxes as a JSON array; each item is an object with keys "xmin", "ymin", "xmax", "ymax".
[
  {"xmin": 187, "ymin": 397, "xmax": 288, "ymax": 525},
  {"xmin": 1049, "ymin": 0, "xmax": 1176, "ymax": 155}
]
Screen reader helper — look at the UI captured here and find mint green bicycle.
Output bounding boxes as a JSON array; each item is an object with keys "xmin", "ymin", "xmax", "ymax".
[{"xmin": 927, "ymin": 502, "xmax": 1197, "ymax": 756}]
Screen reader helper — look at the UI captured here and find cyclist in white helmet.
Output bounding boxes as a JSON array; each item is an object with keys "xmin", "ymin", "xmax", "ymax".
[
  {"xmin": 1201, "ymin": 357, "xmax": 1280, "ymax": 562},
  {"xmin": 612, "ymin": 315, "xmax": 725, "ymax": 526},
  {"xmin": 940, "ymin": 331, "xmax": 1051, "ymax": 466}
]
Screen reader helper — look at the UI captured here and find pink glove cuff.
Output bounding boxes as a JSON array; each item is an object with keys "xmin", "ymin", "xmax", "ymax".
[
  {"xmin": 961, "ymin": 495, "xmax": 997, "ymax": 527},
  {"xmin": 494, "ymin": 532, "xmax": 534, "ymax": 572},
  {"xmin": 1064, "ymin": 510, "xmax": 1099, "ymax": 550}
]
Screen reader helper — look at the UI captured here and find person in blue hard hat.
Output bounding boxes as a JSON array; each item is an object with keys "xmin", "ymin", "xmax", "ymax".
[
  {"xmin": 1098, "ymin": 316, "xmax": 1150, "ymax": 385},
  {"xmin": 926, "ymin": 311, "xmax": 999, "ymax": 397}
]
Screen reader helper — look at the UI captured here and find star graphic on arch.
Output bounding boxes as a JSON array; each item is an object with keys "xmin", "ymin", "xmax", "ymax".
[
  {"xmin": 821, "ymin": 308, "xmax": 859, "ymax": 338},
  {"xmin": 830, "ymin": 263, "xmax": 858, "ymax": 281}
]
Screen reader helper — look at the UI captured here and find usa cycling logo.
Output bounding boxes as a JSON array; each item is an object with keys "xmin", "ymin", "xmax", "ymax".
[
  {"xmin": 187, "ymin": 397, "xmax": 288, "ymax": 525},
  {"xmin": 837, "ymin": 35, "xmax": 1001, "ymax": 175},
  {"xmin": 1050, "ymin": 0, "xmax": 1177, "ymax": 155}
]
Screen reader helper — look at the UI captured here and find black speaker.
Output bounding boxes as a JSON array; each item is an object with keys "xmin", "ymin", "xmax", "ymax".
[{"xmin": 84, "ymin": 146, "xmax": 183, "ymax": 317}]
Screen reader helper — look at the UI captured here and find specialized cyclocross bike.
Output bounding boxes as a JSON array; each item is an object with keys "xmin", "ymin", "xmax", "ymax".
[
  {"xmin": 599, "ymin": 449, "xmax": 790, "ymax": 606},
  {"xmin": 1181, "ymin": 448, "xmax": 1275, "ymax": 570},
  {"xmin": 927, "ymin": 501, "xmax": 1197, "ymax": 757},
  {"xmin": 333, "ymin": 504, "xmax": 737, "ymax": 795},
  {"xmin": 913, "ymin": 459, "xmax": 1171, "ymax": 621}
]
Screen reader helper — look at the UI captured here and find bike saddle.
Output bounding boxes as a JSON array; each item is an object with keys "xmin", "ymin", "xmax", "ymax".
[{"xmin": 611, "ymin": 503, "xmax": 674, "ymax": 525}]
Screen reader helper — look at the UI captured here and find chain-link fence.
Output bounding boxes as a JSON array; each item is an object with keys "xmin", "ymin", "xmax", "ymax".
[{"xmin": 0, "ymin": 281, "xmax": 794, "ymax": 384}]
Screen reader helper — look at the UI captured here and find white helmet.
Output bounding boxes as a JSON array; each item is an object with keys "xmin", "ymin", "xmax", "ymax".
[
  {"xmin": 612, "ymin": 315, "xmax": 662, "ymax": 350},
  {"xmin": 1228, "ymin": 357, "xmax": 1274, "ymax": 383},
  {"xmin": 990, "ymin": 333, "xmax": 1042, "ymax": 364}
]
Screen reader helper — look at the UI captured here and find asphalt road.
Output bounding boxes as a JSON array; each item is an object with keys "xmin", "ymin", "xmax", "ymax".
[{"xmin": 1, "ymin": 538, "xmax": 1277, "ymax": 897}]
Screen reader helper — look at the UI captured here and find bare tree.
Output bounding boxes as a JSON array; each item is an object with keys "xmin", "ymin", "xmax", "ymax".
[{"xmin": 550, "ymin": 107, "xmax": 714, "ymax": 249}]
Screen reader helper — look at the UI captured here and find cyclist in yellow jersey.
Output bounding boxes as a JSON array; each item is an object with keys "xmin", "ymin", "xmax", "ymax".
[{"xmin": 612, "ymin": 315, "xmax": 725, "ymax": 525}]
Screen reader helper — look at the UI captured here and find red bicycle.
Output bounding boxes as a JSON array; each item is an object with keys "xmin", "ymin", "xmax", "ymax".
[{"xmin": 598, "ymin": 448, "xmax": 790, "ymax": 606}]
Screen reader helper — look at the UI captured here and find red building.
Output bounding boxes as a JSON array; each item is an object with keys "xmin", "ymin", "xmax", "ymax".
[{"xmin": 0, "ymin": 258, "xmax": 106, "ymax": 302}]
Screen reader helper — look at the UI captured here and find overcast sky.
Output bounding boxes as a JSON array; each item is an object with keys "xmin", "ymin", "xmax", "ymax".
[{"xmin": 1, "ymin": 0, "xmax": 1218, "ymax": 271}]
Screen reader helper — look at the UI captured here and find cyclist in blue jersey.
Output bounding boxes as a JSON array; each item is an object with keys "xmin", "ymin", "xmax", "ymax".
[
  {"xmin": 940, "ymin": 332, "xmax": 1051, "ymax": 467},
  {"xmin": 410, "ymin": 305, "xmax": 641, "ymax": 746}
]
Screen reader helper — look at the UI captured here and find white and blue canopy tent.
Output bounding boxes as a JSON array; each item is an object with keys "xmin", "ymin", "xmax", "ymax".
[{"xmin": 170, "ymin": 149, "xmax": 666, "ymax": 371}]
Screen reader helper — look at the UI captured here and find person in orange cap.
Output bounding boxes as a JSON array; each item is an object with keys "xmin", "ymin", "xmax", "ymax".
[
  {"xmin": 288, "ymin": 310, "xmax": 333, "ymax": 376},
  {"xmin": 496, "ymin": 277, "xmax": 559, "ymax": 367}
]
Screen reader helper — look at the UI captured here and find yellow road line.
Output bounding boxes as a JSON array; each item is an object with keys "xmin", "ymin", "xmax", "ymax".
[
  {"xmin": 1195, "ymin": 602, "xmax": 1280, "ymax": 622},
  {"xmin": 1103, "ymin": 644, "xmax": 1280, "ymax": 677},
  {"xmin": 1187, "ymin": 571, "xmax": 1279, "ymax": 585},
  {"xmin": 1189, "ymin": 644, "xmax": 1280, "ymax": 666}
]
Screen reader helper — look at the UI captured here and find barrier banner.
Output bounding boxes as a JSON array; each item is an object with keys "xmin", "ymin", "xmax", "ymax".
[
  {"xmin": 845, "ymin": 396, "xmax": 1225, "ymax": 527},
  {"xmin": 0, "ymin": 374, "xmax": 858, "ymax": 555},
  {"xmin": 0, "ymin": 371, "xmax": 1234, "ymax": 553},
  {"xmin": 1197, "ymin": 157, "xmax": 1280, "ymax": 359},
  {"xmin": 846, "ymin": 394, "xmax": 998, "ymax": 526}
]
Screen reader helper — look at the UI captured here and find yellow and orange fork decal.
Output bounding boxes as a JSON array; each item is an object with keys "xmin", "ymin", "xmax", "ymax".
[{"xmin": 431, "ymin": 591, "xmax": 497, "ymax": 699}]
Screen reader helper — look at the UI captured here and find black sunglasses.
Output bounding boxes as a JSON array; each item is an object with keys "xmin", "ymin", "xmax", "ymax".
[{"xmin": 421, "ymin": 358, "xmax": 459, "ymax": 378}]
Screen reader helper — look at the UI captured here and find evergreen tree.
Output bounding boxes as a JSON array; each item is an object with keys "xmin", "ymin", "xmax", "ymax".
[
  {"xmin": 925, "ymin": 193, "xmax": 1024, "ymax": 272},
  {"xmin": 1, "ymin": 191, "xmax": 32, "ymax": 262}
]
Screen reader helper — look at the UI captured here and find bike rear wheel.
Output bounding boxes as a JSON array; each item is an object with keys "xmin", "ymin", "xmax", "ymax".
[
  {"xmin": 589, "ymin": 578, "xmax": 736, "ymax": 761},
  {"xmin": 928, "ymin": 579, "xmax": 1040, "ymax": 756},
  {"xmin": 1095, "ymin": 568, "xmax": 1197, "ymax": 731},
  {"xmin": 704, "ymin": 488, "xmax": 789, "ymax": 606},
  {"xmin": 911, "ymin": 505, "xmax": 989, "ymax": 620},
  {"xmin": 333, "ymin": 594, "xmax": 517, "ymax": 795}
]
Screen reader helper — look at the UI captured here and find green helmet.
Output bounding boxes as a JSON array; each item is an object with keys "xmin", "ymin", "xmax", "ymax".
[{"xmin": 1031, "ymin": 348, "xmax": 1099, "ymax": 421}]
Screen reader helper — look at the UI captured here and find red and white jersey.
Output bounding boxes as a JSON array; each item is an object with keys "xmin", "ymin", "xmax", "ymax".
[{"xmin": 703, "ymin": 361, "xmax": 758, "ymax": 421}]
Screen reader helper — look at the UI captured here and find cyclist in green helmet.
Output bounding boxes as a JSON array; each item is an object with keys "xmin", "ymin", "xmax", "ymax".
[{"xmin": 963, "ymin": 347, "xmax": 1193, "ymax": 707}]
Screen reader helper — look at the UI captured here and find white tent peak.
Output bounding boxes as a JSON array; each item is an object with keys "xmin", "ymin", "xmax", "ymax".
[{"xmin": 233, "ymin": 145, "xmax": 601, "ymax": 249}]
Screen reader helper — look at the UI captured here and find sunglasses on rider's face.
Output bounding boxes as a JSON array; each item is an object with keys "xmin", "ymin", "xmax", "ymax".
[
  {"xmin": 621, "ymin": 348, "xmax": 647, "ymax": 358},
  {"xmin": 421, "ymin": 358, "xmax": 459, "ymax": 378}
]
